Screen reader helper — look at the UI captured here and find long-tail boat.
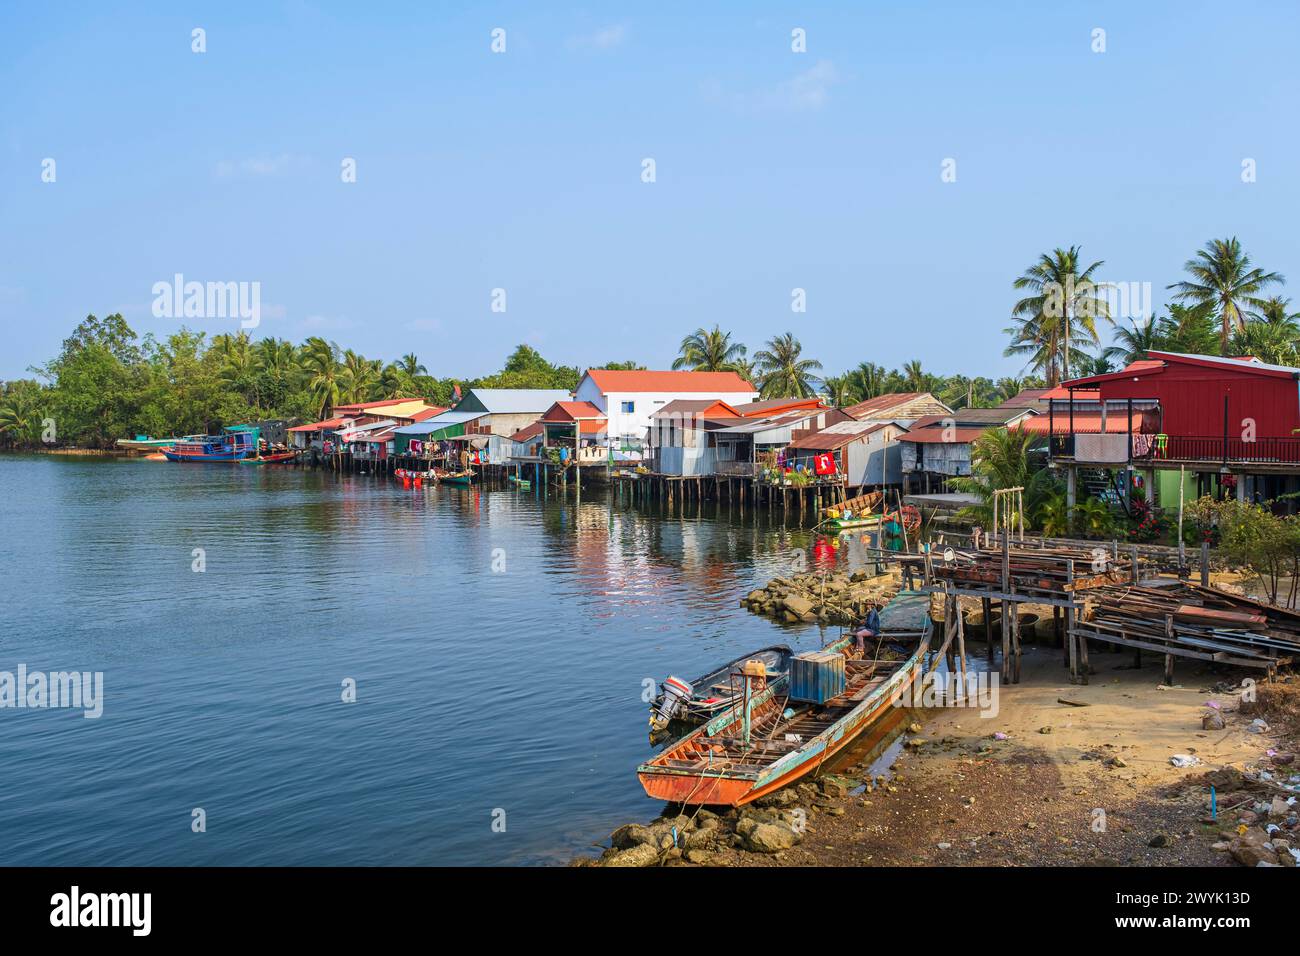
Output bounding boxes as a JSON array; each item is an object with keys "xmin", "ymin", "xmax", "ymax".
[
  {"xmin": 649, "ymin": 644, "xmax": 793, "ymax": 733},
  {"xmin": 821, "ymin": 490, "xmax": 884, "ymax": 531},
  {"xmin": 241, "ymin": 450, "xmax": 298, "ymax": 465},
  {"xmin": 637, "ymin": 591, "xmax": 932, "ymax": 806}
]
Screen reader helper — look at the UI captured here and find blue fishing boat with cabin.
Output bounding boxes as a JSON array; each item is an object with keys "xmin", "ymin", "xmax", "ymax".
[{"xmin": 161, "ymin": 426, "xmax": 259, "ymax": 462}]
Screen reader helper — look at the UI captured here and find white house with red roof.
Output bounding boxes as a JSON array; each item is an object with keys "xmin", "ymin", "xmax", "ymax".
[{"xmin": 573, "ymin": 369, "xmax": 758, "ymax": 453}]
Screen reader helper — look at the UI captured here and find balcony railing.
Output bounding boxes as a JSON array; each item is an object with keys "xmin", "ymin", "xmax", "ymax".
[{"xmin": 1135, "ymin": 435, "xmax": 1300, "ymax": 465}]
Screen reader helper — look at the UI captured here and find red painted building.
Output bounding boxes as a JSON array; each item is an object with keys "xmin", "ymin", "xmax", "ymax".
[{"xmin": 1054, "ymin": 351, "xmax": 1300, "ymax": 506}]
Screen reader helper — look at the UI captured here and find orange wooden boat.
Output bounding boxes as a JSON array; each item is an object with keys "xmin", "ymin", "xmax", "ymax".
[{"xmin": 637, "ymin": 592, "xmax": 932, "ymax": 806}]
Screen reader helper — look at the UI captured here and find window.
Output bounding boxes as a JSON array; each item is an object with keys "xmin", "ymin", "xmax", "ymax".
[{"xmin": 620, "ymin": 401, "xmax": 635, "ymax": 414}]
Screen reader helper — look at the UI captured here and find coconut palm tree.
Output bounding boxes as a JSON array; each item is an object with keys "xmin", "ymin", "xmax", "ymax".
[
  {"xmin": 300, "ymin": 337, "xmax": 342, "ymax": 418},
  {"xmin": 339, "ymin": 350, "xmax": 382, "ymax": 403},
  {"xmin": 851, "ymin": 362, "xmax": 886, "ymax": 402},
  {"xmin": 254, "ymin": 337, "xmax": 298, "ymax": 383},
  {"xmin": 901, "ymin": 359, "xmax": 932, "ymax": 392},
  {"xmin": 1249, "ymin": 296, "xmax": 1300, "ymax": 335},
  {"xmin": 949, "ymin": 427, "xmax": 1055, "ymax": 527},
  {"xmin": 1006, "ymin": 246, "xmax": 1111, "ymax": 385},
  {"xmin": 398, "ymin": 353, "xmax": 426, "ymax": 379},
  {"xmin": 672, "ymin": 326, "xmax": 747, "ymax": 372},
  {"xmin": 1155, "ymin": 303, "xmax": 1217, "ymax": 355},
  {"xmin": 1102, "ymin": 316, "xmax": 1160, "ymax": 366},
  {"xmin": 1167, "ymin": 237, "xmax": 1285, "ymax": 355},
  {"xmin": 753, "ymin": 333, "xmax": 822, "ymax": 398},
  {"xmin": 821, "ymin": 375, "xmax": 854, "ymax": 408}
]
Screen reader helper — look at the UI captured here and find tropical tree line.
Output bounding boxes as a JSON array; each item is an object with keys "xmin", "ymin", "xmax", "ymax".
[
  {"xmin": 1005, "ymin": 236, "xmax": 1292, "ymax": 382},
  {"xmin": 0, "ymin": 314, "xmax": 638, "ymax": 449}
]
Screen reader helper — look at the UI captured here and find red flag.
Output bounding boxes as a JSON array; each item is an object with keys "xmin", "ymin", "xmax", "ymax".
[{"xmin": 814, "ymin": 453, "xmax": 836, "ymax": 475}]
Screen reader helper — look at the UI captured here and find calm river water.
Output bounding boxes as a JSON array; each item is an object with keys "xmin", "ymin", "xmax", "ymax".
[{"xmin": 0, "ymin": 455, "xmax": 878, "ymax": 865}]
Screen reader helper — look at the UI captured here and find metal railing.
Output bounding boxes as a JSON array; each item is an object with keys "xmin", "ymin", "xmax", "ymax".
[{"xmin": 1134, "ymin": 435, "xmax": 1300, "ymax": 465}]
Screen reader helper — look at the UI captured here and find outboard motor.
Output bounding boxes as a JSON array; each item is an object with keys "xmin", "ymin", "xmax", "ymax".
[{"xmin": 649, "ymin": 676, "xmax": 693, "ymax": 731}]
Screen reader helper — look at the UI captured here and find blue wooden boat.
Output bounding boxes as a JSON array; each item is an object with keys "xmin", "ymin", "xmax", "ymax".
[
  {"xmin": 637, "ymin": 591, "xmax": 932, "ymax": 806},
  {"xmin": 162, "ymin": 427, "xmax": 258, "ymax": 462}
]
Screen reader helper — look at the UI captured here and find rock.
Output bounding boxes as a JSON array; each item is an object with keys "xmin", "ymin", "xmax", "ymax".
[
  {"xmin": 1249, "ymin": 718, "xmax": 1270, "ymax": 734},
  {"xmin": 743, "ymin": 822, "xmax": 799, "ymax": 854},
  {"xmin": 755, "ymin": 788, "xmax": 799, "ymax": 808},
  {"xmin": 1205, "ymin": 767, "xmax": 1246, "ymax": 792},
  {"xmin": 783, "ymin": 595, "xmax": 815, "ymax": 619},
  {"xmin": 1148, "ymin": 833, "xmax": 1169, "ymax": 848},
  {"xmin": 602, "ymin": 843, "xmax": 661, "ymax": 867},
  {"xmin": 609, "ymin": 823, "xmax": 649, "ymax": 849},
  {"xmin": 1231, "ymin": 843, "xmax": 1278, "ymax": 868},
  {"xmin": 1202, "ymin": 711, "xmax": 1226, "ymax": 731},
  {"xmin": 684, "ymin": 828, "xmax": 715, "ymax": 850},
  {"xmin": 1270, "ymin": 797, "xmax": 1290, "ymax": 821},
  {"xmin": 905, "ymin": 737, "xmax": 928, "ymax": 749},
  {"xmin": 684, "ymin": 848, "xmax": 713, "ymax": 865},
  {"xmin": 908, "ymin": 722, "xmax": 923, "ymax": 734},
  {"xmin": 1038, "ymin": 727, "xmax": 1053, "ymax": 735}
]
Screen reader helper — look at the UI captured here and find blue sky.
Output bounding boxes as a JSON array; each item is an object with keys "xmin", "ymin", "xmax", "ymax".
[{"xmin": 2, "ymin": 1, "xmax": 1297, "ymax": 381}]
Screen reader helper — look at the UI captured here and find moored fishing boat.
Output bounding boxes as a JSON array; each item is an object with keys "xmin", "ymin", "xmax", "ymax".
[
  {"xmin": 637, "ymin": 591, "xmax": 932, "ymax": 806},
  {"xmin": 161, "ymin": 427, "xmax": 258, "ymax": 462},
  {"xmin": 439, "ymin": 471, "xmax": 473, "ymax": 486},
  {"xmin": 821, "ymin": 490, "xmax": 884, "ymax": 532},
  {"xmin": 240, "ymin": 450, "xmax": 298, "ymax": 465},
  {"xmin": 649, "ymin": 644, "xmax": 792, "ymax": 732}
]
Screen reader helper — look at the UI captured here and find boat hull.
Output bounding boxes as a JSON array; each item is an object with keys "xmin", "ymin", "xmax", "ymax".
[
  {"xmin": 638, "ymin": 651, "xmax": 924, "ymax": 806},
  {"xmin": 161, "ymin": 449, "xmax": 251, "ymax": 462}
]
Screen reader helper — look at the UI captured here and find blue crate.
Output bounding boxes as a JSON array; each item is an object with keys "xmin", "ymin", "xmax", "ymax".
[{"xmin": 789, "ymin": 651, "xmax": 845, "ymax": 704}]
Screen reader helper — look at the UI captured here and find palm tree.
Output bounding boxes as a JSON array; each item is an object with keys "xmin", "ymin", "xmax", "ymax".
[
  {"xmin": 752, "ymin": 333, "xmax": 822, "ymax": 398},
  {"xmin": 398, "ymin": 353, "xmax": 426, "ymax": 379},
  {"xmin": 731, "ymin": 357, "xmax": 758, "ymax": 388},
  {"xmin": 1250, "ymin": 296, "xmax": 1300, "ymax": 334},
  {"xmin": 1167, "ymin": 237, "xmax": 1285, "ymax": 355},
  {"xmin": 1155, "ymin": 303, "xmax": 1217, "ymax": 355},
  {"xmin": 822, "ymin": 375, "xmax": 854, "ymax": 408},
  {"xmin": 254, "ymin": 337, "xmax": 297, "ymax": 383},
  {"xmin": 1103, "ymin": 316, "xmax": 1160, "ymax": 366},
  {"xmin": 339, "ymin": 350, "xmax": 382, "ymax": 403},
  {"xmin": 300, "ymin": 337, "xmax": 342, "ymax": 418},
  {"xmin": 851, "ymin": 362, "xmax": 886, "ymax": 402},
  {"xmin": 1006, "ymin": 246, "xmax": 1111, "ymax": 385},
  {"xmin": 672, "ymin": 326, "xmax": 747, "ymax": 372},
  {"xmin": 901, "ymin": 360, "xmax": 931, "ymax": 392},
  {"xmin": 1231, "ymin": 321, "xmax": 1299, "ymax": 366}
]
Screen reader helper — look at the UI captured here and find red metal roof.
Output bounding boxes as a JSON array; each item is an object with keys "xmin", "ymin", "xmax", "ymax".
[
  {"xmin": 541, "ymin": 401, "xmax": 606, "ymax": 423},
  {"xmin": 288, "ymin": 417, "xmax": 345, "ymax": 433},
  {"xmin": 407, "ymin": 406, "xmax": 449, "ymax": 422},
  {"xmin": 509, "ymin": 421, "xmax": 544, "ymax": 442},
  {"xmin": 730, "ymin": 397, "xmax": 826, "ymax": 418},
  {"xmin": 582, "ymin": 369, "xmax": 756, "ymax": 393},
  {"xmin": 1014, "ymin": 414, "xmax": 1147, "ymax": 435},
  {"xmin": 651, "ymin": 399, "xmax": 741, "ymax": 418}
]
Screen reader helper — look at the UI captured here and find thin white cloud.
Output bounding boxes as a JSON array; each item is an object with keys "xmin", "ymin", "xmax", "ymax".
[
  {"xmin": 705, "ymin": 59, "xmax": 843, "ymax": 113},
  {"xmin": 567, "ymin": 24, "xmax": 626, "ymax": 51},
  {"xmin": 214, "ymin": 154, "xmax": 296, "ymax": 178}
]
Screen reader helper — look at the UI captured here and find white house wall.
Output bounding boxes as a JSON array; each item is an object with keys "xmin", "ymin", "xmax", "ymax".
[{"xmin": 573, "ymin": 380, "xmax": 758, "ymax": 445}]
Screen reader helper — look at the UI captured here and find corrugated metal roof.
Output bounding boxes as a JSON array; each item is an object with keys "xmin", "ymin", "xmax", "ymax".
[
  {"xmin": 788, "ymin": 420, "xmax": 898, "ymax": 450},
  {"xmin": 288, "ymin": 417, "xmax": 345, "ymax": 433},
  {"xmin": 541, "ymin": 401, "xmax": 605, "ymax": 422},
  {"xmin": 843, "ymin": 392, "xmax": 951, "ymax": 420},
  {"xmin": 730, "ymin": 397, "xmax": 826, "ymax": 417},
  {"xmin": 1015, "ymin": 414, "xmax": 1148, "ymax": 435},
  {"xmin": 712, "ymin": 410, "xmax": 823, "ymax": 435},
  {"xmin": 393, "ymin": 410, "xmax": 485, "ymax": 436},
  {"xmin": 460, "ymin": 388, "xmax": 573, "ymax": 414}
]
